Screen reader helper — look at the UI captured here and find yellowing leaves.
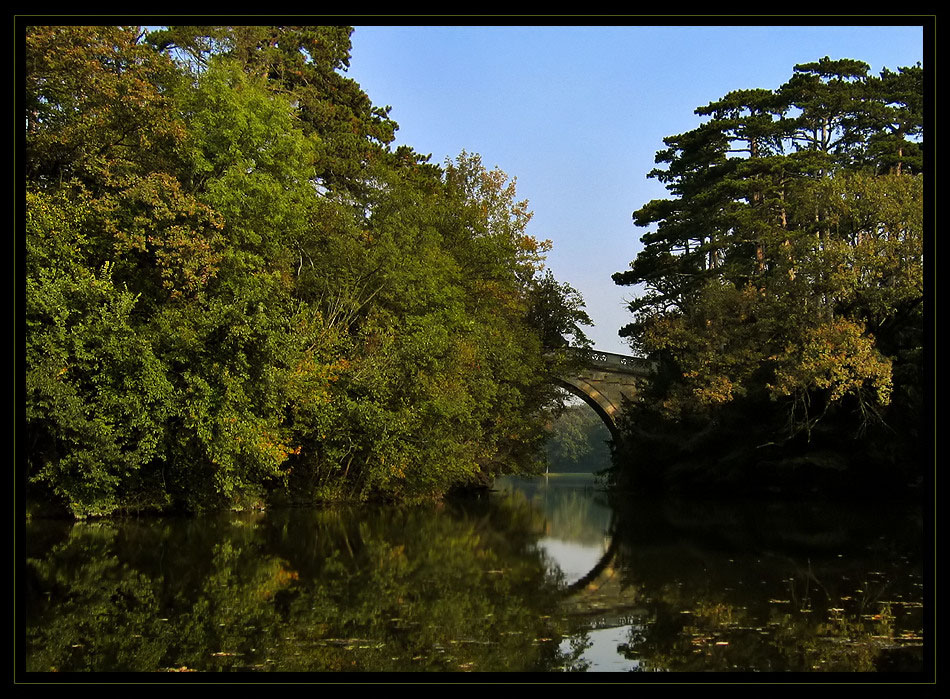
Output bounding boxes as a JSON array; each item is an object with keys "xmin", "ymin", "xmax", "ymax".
[
  {"xmin": 690, "ymin": 374, "xmax": 737, "ymax": 406},
  {"xmin": 769, "ymin": 318, "xmax": 892, "ymax": 406}
]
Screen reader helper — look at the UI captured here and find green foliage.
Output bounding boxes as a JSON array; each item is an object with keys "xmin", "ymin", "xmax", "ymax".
[
  {"xmin": 614, "ymin": 58, "xmax": 924, "ymax": 494},
  {"xmin": 613, "ymin": 57, "xmax": 924, "ymax": 490},
  {"xmin": 26, "ymin": 189, "xmax": 174, "ymax": 517},
  {"xmin": 544, "ymin": 401, "xmax": 612, "ymax": 473},
  {"xmin": 25, "ymin": 25, "xmax": 591, "ymax": 516}
]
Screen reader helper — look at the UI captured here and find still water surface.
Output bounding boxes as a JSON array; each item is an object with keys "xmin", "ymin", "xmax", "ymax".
[{"xmin": 25, "ymin": 474, "xmax": 924, "ymax": 673}]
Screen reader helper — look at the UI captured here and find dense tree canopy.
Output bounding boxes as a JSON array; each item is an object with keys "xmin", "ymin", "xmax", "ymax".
[
  {"xmin": 25, "ymin": 25, "xmax": 592, "ymax": 517},
  {"xmin": 612, "ymin": 57, "xmax": 924, "ymax": 493}
]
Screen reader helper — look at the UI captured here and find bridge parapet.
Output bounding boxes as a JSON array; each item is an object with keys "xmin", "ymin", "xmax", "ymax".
[
  {"xmin": 556, "ymin": 348, "xmax": 654, "ymax": 440},
  {"xmin": 570, "ymin": 349, "xmax": 656, "ymax": 377}
]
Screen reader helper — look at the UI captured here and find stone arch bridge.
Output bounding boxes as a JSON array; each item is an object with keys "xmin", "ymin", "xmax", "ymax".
[{"xmin": 556, "ymin": 349, "xmax": 656, "ymax": 441}]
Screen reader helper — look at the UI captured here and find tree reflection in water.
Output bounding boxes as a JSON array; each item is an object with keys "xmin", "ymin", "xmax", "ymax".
[
  {"xmin": 25, "ymin": 484, "xmax": 925, "ymax": 673},
  {"xmin": 26, "ymin": 497, "xmax": 587, "ymax": 672},
  {"xmin": 604, "ymin": 496, "xmax": 925, "ymax": 673}
]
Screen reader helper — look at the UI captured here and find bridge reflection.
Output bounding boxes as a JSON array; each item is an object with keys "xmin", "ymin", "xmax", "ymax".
[
  {"xmin": 494, "ymin": 475, "xmax": 636, "ymax": 618},
  {"xmin": 556, "ymin": 525, "xmax": 649, "ymax": 625},
  {"xmin": 561, "ymin": 532, "xmax": 619, "ymax": 596}
]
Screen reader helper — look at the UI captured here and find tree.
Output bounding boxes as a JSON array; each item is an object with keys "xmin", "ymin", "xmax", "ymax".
[
  {"xmin": 612, "ymin": 57, "xmax": 924, "ymax": 493},
  {"xmin": 25, "ymin": 26, "xmax": 225, "ymax": 515},
  {"xmin": 26, "ymin": 25, "xmax": 592, "ymax": 516}
]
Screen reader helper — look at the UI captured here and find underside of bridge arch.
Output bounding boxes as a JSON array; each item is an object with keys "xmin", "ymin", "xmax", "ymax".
[{"xmin": 553, "ymin": 377, "xmax": 621, "ymax": 442}]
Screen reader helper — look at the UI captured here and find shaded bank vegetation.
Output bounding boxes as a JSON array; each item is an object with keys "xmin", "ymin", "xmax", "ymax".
[
  {"xmin": 611, "ymin": 57, "xmax": 926, "ymax": 497},
  {"xmin": 24, "ymin": 25, "xmax": 592, "ymax": 518}
]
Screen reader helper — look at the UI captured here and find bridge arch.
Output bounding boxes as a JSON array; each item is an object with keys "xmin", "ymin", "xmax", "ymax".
[
  {"xmin": 554, "ymin": 350, "xmax": 656, "ymax": 444},
  {"xmin": 554, "ymin": 376, "xmax": 622, "ymax": 442}
]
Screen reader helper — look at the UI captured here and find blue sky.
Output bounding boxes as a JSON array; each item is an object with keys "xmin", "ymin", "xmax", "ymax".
[{"xmin": 345, "ymin": 23, "xmax": 926, "ymax": 354}]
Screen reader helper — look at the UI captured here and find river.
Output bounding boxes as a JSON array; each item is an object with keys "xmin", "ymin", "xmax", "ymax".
[{"xmin": 24, "ymin": 473, "xmax": 925, "ymax": 675}]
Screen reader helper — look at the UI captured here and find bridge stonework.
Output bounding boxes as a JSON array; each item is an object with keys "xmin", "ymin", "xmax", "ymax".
[{"xmin": 557, "ymin": 351, "xmax": 655, "ymax": 441}]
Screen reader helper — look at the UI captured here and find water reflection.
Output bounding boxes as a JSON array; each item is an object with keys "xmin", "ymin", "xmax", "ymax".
[
  {"xmin": 605, "ymin": 496, "xmax": 925, "ymax": 673},
  {"xmin": 493, "ymin": 475, "xmax": 925, "ymax": 673},
  {"xmin": 494, "ymin": 474, "xmax": 611, "ymax": 586},
  {"xmin": 24, "ymin": 476, "xmax": 925, "ymax": 674},
  {"xmin": 26, "ymin": 497, "xmax": 585, "ymax": 673}
]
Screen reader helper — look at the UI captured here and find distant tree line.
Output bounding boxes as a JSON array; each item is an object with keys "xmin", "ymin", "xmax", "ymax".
[{"xmin": 544, "ymin": 400, "xmax": 612, "ymax": 474}]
